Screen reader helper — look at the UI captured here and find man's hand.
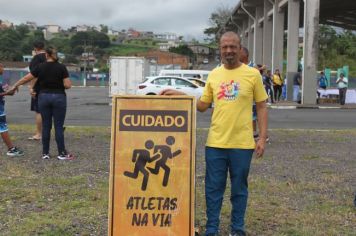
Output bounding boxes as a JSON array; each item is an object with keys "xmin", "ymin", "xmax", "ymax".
[
  {"xmin": 255, "ymin": 138, "xmax": 266, "ymax": 158},
  {"xmin": 159, "ymin": 89, "xmax": 187, "ymax": 96},
  {"xmin": 5, "ymin": 86, "xmax": 18, "ymax": 96},
  {"xmin": 29, "ymin": 88, "xmax": 37, "ymax": 98}
]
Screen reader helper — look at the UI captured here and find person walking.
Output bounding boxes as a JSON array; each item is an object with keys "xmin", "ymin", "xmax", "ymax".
[
  {"xmin": 263, "ymin": 70, "xmax": 274, "ymax": 104},
  {"xmin": 336, "ymin": 73, "xmax": 348, "ymax": 105},
  {"xmin": 160, "ymin": 31, "xmax": 268, "ymax": 236},
  {"xmin": 272, "ymin": 69, "xmax": 283, "ymax": 102},
  {"xmin": 10, "ymin": 47, "xmax": 73, "ymax": 160},
  {"xmin": 293, "ymin": 71, "xmax": 302, "ymax": 103},
  {"xmin": 318, "ymin": 71, "xmax": 328, "ymax": 90},
  {"xmin": 28, "ymin": 41, "xmax": 46, "ymax": 140}
]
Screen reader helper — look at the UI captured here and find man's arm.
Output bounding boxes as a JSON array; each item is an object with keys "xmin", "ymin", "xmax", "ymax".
[
  {"xmin": 255, "ymin": 100, "xmax": 268, "ymax": 158},
  {"xmin": 29, "ymin": 78, "xmax": 38, "ymax": 97},
  {"xmin": 11, "ymin": 73, "xmax": 35, "ymax": 90},
  {"xmin": 197, "ymin": 99, "xmax": 210, "ymax": 112}
]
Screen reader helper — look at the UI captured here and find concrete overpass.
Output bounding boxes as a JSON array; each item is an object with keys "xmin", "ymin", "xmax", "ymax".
[{"xmin": 221, "ymin": 0, "xmax": 356, "ymax": 104}]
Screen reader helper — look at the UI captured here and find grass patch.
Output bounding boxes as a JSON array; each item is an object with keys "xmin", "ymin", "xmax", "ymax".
[
  {"xmin": 106, "ymin": 44, "xmax": 152, "ymax": 56},
  {"xmin": 0, "ymin": 126, "xmax": 355, "ymax": 235}
]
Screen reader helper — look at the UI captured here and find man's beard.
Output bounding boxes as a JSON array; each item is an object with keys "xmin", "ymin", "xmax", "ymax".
[{"xmin": 224, "ymin": 56, "xmax": 237, "ymax": 66}]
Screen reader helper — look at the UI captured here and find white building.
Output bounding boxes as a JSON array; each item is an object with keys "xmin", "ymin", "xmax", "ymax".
[
  {"xmin": 76, "ymin": 25, "xmax": 90, "ymax": 32},
  {"xmin": 158, "ymin": 41, "xmax": 179, "ymax": 51},
  {"xmin": 108, "ymin": 29, "xmax": 119, "ymax": 36},
  {"xmin": 45, "ymin": 24, "xmax": 61, "ymax": 33},
  {"xmin": 26, "ymin": 21, "xmax": 37, "ymax": 30},
  {"xmin": 0, "ymin": 20, "xmax": 13, "ymax": 28},
  {"xmin": 154, "ymin": 32, "xmax": 178, "ymax": 41}
]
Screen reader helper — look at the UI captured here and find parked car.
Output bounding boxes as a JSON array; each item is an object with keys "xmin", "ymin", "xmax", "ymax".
[
  {"xmin": 159, "ymin": 69, "xmax": 210, "ymax": 81},
  {"xmin": 203, "ymin": 58, "xmax": 209, "ymax": 64},
  {"xmin": 187, "ymin": 78, "xmax": 206, "ymax": 87},
  {"xmin": 136, "ymin": 76, "xmax": 203, "ymax": 98}
]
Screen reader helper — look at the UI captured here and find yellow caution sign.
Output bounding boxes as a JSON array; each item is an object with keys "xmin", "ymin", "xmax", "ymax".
[{"xmin": 108, "ymin": 96, "xmax": 196, "ymax": 236}]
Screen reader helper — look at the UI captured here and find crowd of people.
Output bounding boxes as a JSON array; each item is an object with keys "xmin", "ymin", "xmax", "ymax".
[{"xmin": 239, "ymin": 58, "xmax": 288, "ymax": 105}]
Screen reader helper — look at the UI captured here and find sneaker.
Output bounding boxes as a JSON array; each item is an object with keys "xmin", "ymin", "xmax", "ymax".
[
  {"xmin": 57, "ymin": 152, "xmax": 74, "ymax": 160},
  {"xmin": 230, "ymin": 230, "xmax": 246, "ymax": 236},
  {"xmin": 42, "ymin": 154, "xmax": 50, "ymax": 159},
  {"xmin": 7, "ymin": 147, "xmax": 24, "ymax": 157}
]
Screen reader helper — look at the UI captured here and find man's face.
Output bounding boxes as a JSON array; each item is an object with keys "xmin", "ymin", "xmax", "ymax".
[{"xmin": 220, "ymin": 35, "xmax": 241, "ymax": 67}]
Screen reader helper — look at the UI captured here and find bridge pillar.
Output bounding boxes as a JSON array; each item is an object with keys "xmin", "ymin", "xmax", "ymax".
[
  {"xmin": 248, "ymin": 17, "xmax": 255, "ymax": 62},
  {"xmin": 263, "ymin": 0, "xmax": 273, "ymax": 69},
  {"xmin": 254, "ymin": 5, "xmax": 264, "ymax": 65},
  {"xmin": 302, "ymin": 0, "xmax": 320, "ymax": 104},
  {"xmin": 242, "ymin": 19, "xmax": 249, "ymax": 47},
  {"xmin": 272, "ymin": 0, "xmax": 285, "ymax": 72},
  {"xmin": 286, "ymin": 0, "xmax": 300, "ymax": 101}
]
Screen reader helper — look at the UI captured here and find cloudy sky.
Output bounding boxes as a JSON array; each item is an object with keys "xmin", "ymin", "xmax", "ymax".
[{"xmin": 2, "ymin": 0, "xmax": 239, "ymax": 40}]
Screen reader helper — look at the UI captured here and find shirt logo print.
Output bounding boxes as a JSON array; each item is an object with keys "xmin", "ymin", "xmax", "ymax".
[{"xmin": 217, "ymin": 80, "xmax": 240, "ymax": 100}]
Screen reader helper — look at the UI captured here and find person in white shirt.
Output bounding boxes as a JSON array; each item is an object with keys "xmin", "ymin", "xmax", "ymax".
[{"xmin": 336, "ymin": 73, "xmax": 348, "ymax": 105}]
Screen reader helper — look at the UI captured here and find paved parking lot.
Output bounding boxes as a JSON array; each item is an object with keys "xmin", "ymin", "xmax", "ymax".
[{"xmin": 5, "ymin": 87, "xmax": 356, "ymax": 129}]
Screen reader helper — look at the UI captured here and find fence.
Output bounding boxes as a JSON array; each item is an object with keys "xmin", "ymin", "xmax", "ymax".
[
  {"xmin": 1, "ymin": 70, "xmax": 109, "ymax": 87},
  {"xmin": 2, "ymin": 69, "xmax": 355, "ymax": 89}
]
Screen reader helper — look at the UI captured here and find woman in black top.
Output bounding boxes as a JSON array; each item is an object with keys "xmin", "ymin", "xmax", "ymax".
[{"xmin": 11, "ymin": 47, "xmax": 73, "ymax": 160}]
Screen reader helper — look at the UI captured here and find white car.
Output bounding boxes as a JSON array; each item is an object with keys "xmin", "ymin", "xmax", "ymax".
[
  {"xmin": 187, "ymin": 78, "xmax": 206, "ymax": 87},
  {"xmin": 136, "ymin": 76, "xmax": 203, "ymax": 98}
]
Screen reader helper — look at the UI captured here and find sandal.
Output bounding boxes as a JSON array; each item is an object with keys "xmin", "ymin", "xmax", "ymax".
[{"xmin": 28, "ymin": 136, "xmax": 41, "ymax": 140}]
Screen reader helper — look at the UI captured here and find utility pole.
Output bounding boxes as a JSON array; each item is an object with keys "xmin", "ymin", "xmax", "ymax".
[{"xmin": 83, "ymin": 40, "xmax": 87, "ymax": 87}]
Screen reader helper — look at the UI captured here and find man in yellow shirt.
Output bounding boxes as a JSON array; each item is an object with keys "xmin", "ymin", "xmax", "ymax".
[{"xmin": 161, "ymin": 31, "xmax": 268, "ymax": 236}]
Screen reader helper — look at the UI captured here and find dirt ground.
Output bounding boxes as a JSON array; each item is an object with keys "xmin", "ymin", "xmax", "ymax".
[{"xmin": 0, "ymin": 126, "xmax": 355, "ymax": 235}]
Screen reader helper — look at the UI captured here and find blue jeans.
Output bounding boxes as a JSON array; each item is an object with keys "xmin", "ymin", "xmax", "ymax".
[
  {"xmin": 205, "ymin": 147, "xmax": 254, "ymax": 235},
  {"xmin": 293, "ymin": 85, "xmax": 300, "ymax": 102},
  {"xmin": 38, "ymin": 93, "xmax": 67, "ymax": 155},
  {"xmin": 282, "ymin": 84, "xmax": 287, "ymax": 100}
]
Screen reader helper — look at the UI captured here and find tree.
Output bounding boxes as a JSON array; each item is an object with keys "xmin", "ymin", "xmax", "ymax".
[
  {"xmin": 0, "ymin": 28, "xmax": 22, "ymax": 60},
  {"xmin": 15, "ymin": 24, "xmax": 30, "ymax": 38},
  {"xmin": 318, "ymin": 25, "xmax": 356, "ymax": 71},
  {"xmin": 100, "ymin": 24, "xmax": 108, "ymax": 33},
  {"xmin": 204, "ymin": 5, "xmax": 232, "ymax": 43},
  {"xmin": 169, "ymin": 45, "xmax": 194, "ymax": 61},
  {"xmin": 70, "ymin": 31, "xmax": 110, "ymax": 49},
  {"xmin": 48, "ymin": 37, "xmax": 71, "ymax": 54},
  {"xmin": 72, "ymin": 45, "xmax": 84, "ymax": 56}
]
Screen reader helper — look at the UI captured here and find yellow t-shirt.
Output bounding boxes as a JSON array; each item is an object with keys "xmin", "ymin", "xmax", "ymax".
[
  {"xmin": 200, "ymin": 64, "xmax": 268, "ymax": 149},
  {"xmin": 272, "ymin": 74, "xmax": 283, "ymax": 86}
]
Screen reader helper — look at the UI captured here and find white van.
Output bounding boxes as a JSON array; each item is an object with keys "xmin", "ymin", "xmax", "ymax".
[{"xmin": 159, "ymin": 69, "xmax": 210, "ymax": 81}]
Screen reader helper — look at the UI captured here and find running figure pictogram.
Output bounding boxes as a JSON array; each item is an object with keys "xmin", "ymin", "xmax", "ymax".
[
  {"xmin": 147, "ymin": 136, "xmax": 181, "ymax": 187},
  {"xmin": 123, "ymin": 140, "xmax": 161, "ymax": 191}
]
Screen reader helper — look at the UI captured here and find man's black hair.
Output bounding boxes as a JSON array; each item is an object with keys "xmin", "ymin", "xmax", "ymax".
[{"xmin": 33, "ymin": 41, "xmax": 45, "ymax": 50}]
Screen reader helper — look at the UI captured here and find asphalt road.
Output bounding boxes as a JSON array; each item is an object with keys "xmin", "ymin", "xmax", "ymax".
[{"xmin": 4, "ymin": 87, "xmax": 356, "ymax": 129}]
